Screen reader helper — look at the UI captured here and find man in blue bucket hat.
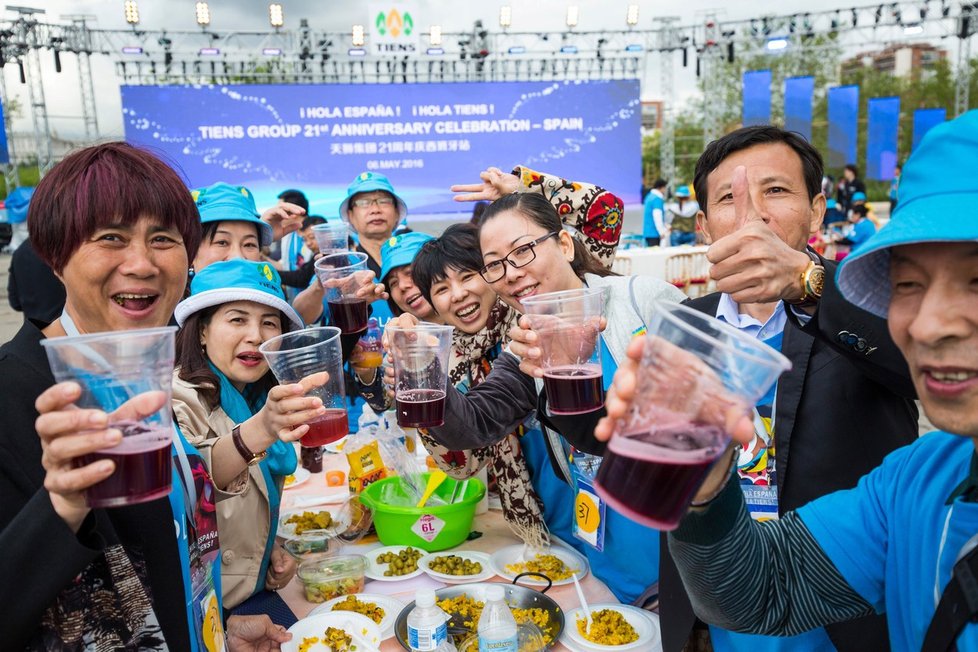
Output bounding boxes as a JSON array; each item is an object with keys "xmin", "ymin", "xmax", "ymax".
[
  {"xmin": 339, "ymin": 172, "xmax": 409, "ymax": 279},
  {"xmin": 626, "ymin": 109, "xmax": 978, "ymax": 649}
]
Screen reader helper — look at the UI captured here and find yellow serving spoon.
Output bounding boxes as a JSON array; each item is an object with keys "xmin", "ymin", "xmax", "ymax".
[{"xmin": 416, "ymin": 469, "xmax": 448, "ymax": 507}]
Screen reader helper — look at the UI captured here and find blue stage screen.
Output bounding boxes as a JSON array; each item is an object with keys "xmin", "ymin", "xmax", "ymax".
[
  {"xmin": 121, "ymin": 80, "xmax": 642, "ymax": 217},
  {"xmin": 912, "ymin": 107, "xmax": 946, "ymax": 150},
  {"xmin": 827, "ymin": 85, "xmax": 859, "ymax": 169},
  {"xmin": 866, "ymin": 96, "xmax": 900, "ymax": 181},
  {"xmin": 742, "ymin": 70, "xmax": 772, "ymax": 127},
  {"xmin": 783, "ymin": 76, "xmax": 814, "ymax": 142}
]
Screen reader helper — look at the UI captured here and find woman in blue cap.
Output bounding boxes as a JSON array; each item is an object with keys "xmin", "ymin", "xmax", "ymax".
[{"xmin": 171, "ymin": 258, "xmax": 327, "ymax": 620}]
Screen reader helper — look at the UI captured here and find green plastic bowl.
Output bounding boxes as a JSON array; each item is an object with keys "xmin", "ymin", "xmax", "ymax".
[{"xmin": 358, "ymin": 473, "xmax": 486, "ymax": 552}]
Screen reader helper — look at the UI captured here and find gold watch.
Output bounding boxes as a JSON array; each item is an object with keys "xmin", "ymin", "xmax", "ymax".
[{"xmin": 791, "ymin": 260, "xmax": 825, "ymax": 305}]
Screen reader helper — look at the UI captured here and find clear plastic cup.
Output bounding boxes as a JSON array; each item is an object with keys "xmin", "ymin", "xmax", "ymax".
[
  {"xmin": 520, "ymin": 287, "xmax": 608, "ymax": 415},
  {"xmin": 311, "ymin": 222, "xmax": 349, "ymax": 255},
  {"xmin": 594, "ymin": 300, "xmax": 791, "ymax": 530},
  {"xmin": 387, "ymin": 322, "xmax": 454, "ymax": 428},
  {"xmin": 315, "ymin": 252, "xmax": 371, "ymax": 334},
  {"xmin": 259, "ymin": 326, "xmax": 349, "ymax": 447},
  {"xmin": 40, "ymin": 327, "xmax": 177, "ymax": 508}
]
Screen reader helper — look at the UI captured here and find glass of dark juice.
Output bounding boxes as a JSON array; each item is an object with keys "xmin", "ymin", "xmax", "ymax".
[
  {"xmin": 260, "ymin": 326, "xmax": 349, "ymax": 448},
  {"xmin": 387, "ymin": 322, "xmax": 454, "ymax": 428},
  {"xmin": 594, "ymin": 301, "xmax": 791, "ymax": 530},
  {"xmin": 315, "ymin": 252, "xmax": 371, "ymax": 334},
  {"xmin": 41, "ymin": 327, "xmax": 178, "ymax": 508},
  {"xmin": 520, "ymin": 287, "xmax": 608, "ymax": 415}
]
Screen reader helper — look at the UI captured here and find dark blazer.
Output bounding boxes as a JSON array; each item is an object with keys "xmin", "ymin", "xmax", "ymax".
[{"xmin": 660, "ymin": 258, "xmax": 919, "ymax": 652}]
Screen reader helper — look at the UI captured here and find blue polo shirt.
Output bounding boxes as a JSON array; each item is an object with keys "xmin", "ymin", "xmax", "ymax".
[
  {"xmin": 799, "ymin": 431, "xmax": 978, "ymax": 650},
  {"xmin": 643, "ymin": 190, "xmax": 665, "ymax": 239}
]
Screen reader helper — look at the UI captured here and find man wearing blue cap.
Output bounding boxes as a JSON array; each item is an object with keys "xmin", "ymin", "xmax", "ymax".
[
  {"xmin": 667, "ymin": 185, "xmax": 699, "ymax": 246},
  {"xmin": 339, "ymin": 172, "xmax": 409, "ymax": 278},
  {"xmin": 608, "ymin": 110, "xmax": 978, "ymax": 649}
]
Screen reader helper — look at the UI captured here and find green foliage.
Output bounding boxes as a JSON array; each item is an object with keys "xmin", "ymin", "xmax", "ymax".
[{"xmin": 0, "ymin": 165, "xmax": 41, "ymax": 199}]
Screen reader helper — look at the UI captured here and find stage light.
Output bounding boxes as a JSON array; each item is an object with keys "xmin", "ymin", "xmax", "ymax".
[
  {"xmin": 560, "ymin": 44, "xmax": 578, "ymax": 54},
  {"xmin": 268, "ymin": 3, "xmax": 284, "ymax": 29},
  {"xmin": 429, "ymin": 25, "xmax": 442, "ymax": 46},
  {"xmin": 626, "ymin": 4, "xmax": 639, "ymax": 27},
  {"xmin": 566, "ymin": 6, "xmax": 579, "ymax": 28},
  {"xmin": 499, "ymin": 6, "xmax": 512, "ymax": 29},
  {"xmin": 426, "ymin": 47, "xmax": 444, "ymax": 55},
  {"xmin": 766, "ymin": 36, "xmax": 789, "ymax": 50},
  {"xmin": 263, "ymin": 47, "xmax": 282, "ymax": 56},
  {"xmin": 195, "ymin": 2, "xmax": 210, "ymax": 27},
  {"xmin": 121, "ymin": 46, "xmax": 143, "ymax": 54},
  {"xmin": 352, "ymin": 24, "xmax": 365, "ymax": 47},
  {"xmin": 124, "ymin": 0, "xmax": 139, "ymax": 25},
  {"xmin": 199, "ymin": 47, "xmax": 219, "ymax": 55},
  {"xmin": 348, "ymin": 47, "xmax": 366, "ymax": 56},
  {"xmin": 508, "ymin": 45, "xmax": 526, "ymax": 54},
  {"xmin": 625, "ymin": 43, "xmax": 643, "ymax": 52},
  {"xmin": 875, "ymin": 5, "xmax": 883, "ymax": 25},
  {"xmin": 904, "ymin": 22, "xmax": 924, "ymax": 34}
]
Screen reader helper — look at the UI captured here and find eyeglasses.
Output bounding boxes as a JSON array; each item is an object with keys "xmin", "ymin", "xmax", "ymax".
[
  {"xmin": 479, "ymin": 231, "xmax": 559, "ymax": 283},
  {"xmin": 352, "ymin": 196, "xmax": 395, "ymax": 209}
]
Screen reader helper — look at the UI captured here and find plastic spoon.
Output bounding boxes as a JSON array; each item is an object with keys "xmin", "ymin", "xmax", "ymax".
[
  {"xmin": 416, "ymin": 469, "xmax": 448, "ymax": 507},
  {"xmin": 342, "ymin": 620, "xmax": 381, "ymax": 652},
  {"xmin": 572, "ymin": 571, "xmax": 593, "ymax": 634}
]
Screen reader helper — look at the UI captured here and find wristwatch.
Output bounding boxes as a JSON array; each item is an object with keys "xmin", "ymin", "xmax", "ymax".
[
  {"xmin": 232, "ymin": 424, "xmax": 267, "ymax": 466},
  {"xmin": 787, "ymin": 251, "xmax": 825, "ymax": 307}
]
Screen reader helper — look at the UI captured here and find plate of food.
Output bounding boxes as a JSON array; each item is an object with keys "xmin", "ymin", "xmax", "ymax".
[
  {"xmin": 323, "ymin": 436, "xmax": 349, "ymax": 454},
  {"xmin": 418, "ymin": 551, "xmax": 495, "ymax": 584},
  {"xmin": 283, "ymin": 467, "xmax": 311, "ymax": 490},
  {"xmin": 278, "ymin": 506, "xmax": 350, "ymax": 539},
  {"xmin": 489, "ymin": 544, "xmax": 588, "ymax": 587},
  {"xmin": 309, "ymin": 593, "xmax": 406, "ymax": 641},
  {"xmin": 364, "ymin": 545, "xmax": 425, "ymax": 581},
  {"xmin": 282, "ymin": 611, "xmax": 382, "ymax": 652},
  {"xmin": 560, "ymin": 604, "xmax": 660, "ymax": 652}
]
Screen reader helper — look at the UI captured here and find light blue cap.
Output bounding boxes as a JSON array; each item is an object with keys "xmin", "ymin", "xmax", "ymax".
[
  {"xmin": 174, "ymin": 258, "xmax": 303, "ymax": 329},
  {"xmin": 339, "ymin": 171, "xmax": 407, "ymax": 219},
  {"xmin": 675, "ymin": 185, "xmax": 692, "ymax": 198},
  {"xmin": 837, "ymin": 109, "xmax": 978, "ymax": 318},
  {"xmin": 192, "ymin": 182, "xmax": 274, "ymax": 247},
  {"xmin": 826, "ymin": 198, "xmax": 838, "ymax": 209},
  {"xmin": 850, "ymin": 191, "xmax": 867, "ymax": 202},
  {"xmin": 380, "ymin": 231, "xmax": 435, "ymax": 282}
]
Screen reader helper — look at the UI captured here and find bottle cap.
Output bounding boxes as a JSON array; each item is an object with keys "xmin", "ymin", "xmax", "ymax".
[
  {"xmin": 485, "ymin": 584, "xmax": 505, "ymax": 601},
  {"xmin": 416, "ymin": 587, "xmax": 436, "ymax": 608}
]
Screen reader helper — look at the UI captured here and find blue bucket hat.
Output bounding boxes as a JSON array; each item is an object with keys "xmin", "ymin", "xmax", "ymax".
[
  {"xmin": 675, "ymin": 185, "xmax": 691, "ymax": 198},
  {"xmin": 192, "ymin": 182, "xmax": 274, "ymax": 247},
  {"xmin": 850, "ymin": 191, "xmax": 867, "ymax": 202},
  {"xmin": 837, "ymin": 109, "xmax": 978, "ymax": 318},
  {"xmin": 826, "ymin": 198, "xmax": 838, "ymax": 209},
  {"xmin": 338, "ymin": 172, "xmax": 408, "ymax": 220},
  {"xmin": 5, "ymin": 186, "xmax": 34, "ymax": 224},
  {"xmin": 174, "ymin": 258, "xmax": 303, "ymax": 329},
  {"xmin": 380, "ymin": 232, "xmax": 435, "ymax": 282}
]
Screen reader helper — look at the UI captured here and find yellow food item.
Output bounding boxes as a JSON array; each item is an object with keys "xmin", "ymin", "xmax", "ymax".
[
  {"xmin": 436, "ymin": 594, "xmax": 555, "ymax": 644},
  {"xmin": 285, "ymin": 510, "xmax": 334, "ymax": 535},
  {"xmin": 576, "ymin": 609, "xmax": 639, "ymax": 645},
  {"xmin": 330, "ymin": 595, "xmax": 385, "ymax": 624},
  {"xmin": 301, "ymin": 575, "xmax": 364, "ymax": 603},
  {"xmin": 322, "ymin": 626, "xmax": 352, "ymax": 651},
  {"xmin": 285, "ymin": 474, "xmax": 296, "ymax": 486},
  {"xmin": 297, "ymin": 636, "xmax": 319, "ymax": 652},
  {"xmin": 504, "ymin": 554, "xmax": 577, "ymax": 581}
]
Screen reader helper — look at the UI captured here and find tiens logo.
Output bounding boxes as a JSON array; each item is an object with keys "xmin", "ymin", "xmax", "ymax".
[
  {"xmin": 260, "ymin": 263, "xmax": 274, "ymax": 281},
  {"xmin": 375, "ymin": 9, "xmax": 413, "ymax": 37}
]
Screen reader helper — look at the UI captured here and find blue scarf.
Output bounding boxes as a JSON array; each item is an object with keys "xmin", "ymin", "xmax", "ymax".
[{"xmin": 207, "ymin": 361, "xmax": 296, "ymax": 593}]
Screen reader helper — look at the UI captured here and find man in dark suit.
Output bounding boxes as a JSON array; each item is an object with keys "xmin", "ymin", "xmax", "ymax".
[{"xmin": 649, "ymin": 126, "xmax": 917, "ymax": 652}]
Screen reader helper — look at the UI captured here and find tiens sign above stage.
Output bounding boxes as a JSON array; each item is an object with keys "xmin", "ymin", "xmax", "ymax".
[{"xmin": 369, "ymin": 3, "xmax": 420, "ymax": 56}]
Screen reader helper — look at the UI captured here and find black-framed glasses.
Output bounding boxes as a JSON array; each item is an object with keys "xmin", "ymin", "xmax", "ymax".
[
  {"xmin": 352, "ymin": 196, "xmax": 395, "ymax": 209},
  {"xmin": 479, "ymin": 231, "xmax": 559, "ymax": 283}
]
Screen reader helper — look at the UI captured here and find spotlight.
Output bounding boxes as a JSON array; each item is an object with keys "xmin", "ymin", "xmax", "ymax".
[
  {"xmin": 429, "ymin": 25, "xmax": 442, "ymax": 46},
  {"xmin": 566, "ymin": 6, "xmax": 579, "ymax": 28},
  {"xmin": 904, "ymin": 22, "xmax": 924, "ymax": 34},
  {"xmin": 875, "ymin": 5, "xmax": 883, "ymax": 25},
  {"xmin": 766, "ymin": 36, "xmax": 789, "ymax": 50},
  {"xmin": 851, "ymin": 8, "xmax": 859, "ymax": 26},
  {"xmin": 352, "ymin": 24, "xmax": 365, "ymax": 47},
  {"xmin": 124, "ymin": 0, "xmax": 139, "ymax": 25},
  {"xmin": 508, "ymin": 45, "xmax": 526, "ymax": 54},
  {"xmin": 268, "ymin": 3, "xmax": 284, "ymax": 29},
  {"xmin": 195, "ymin": 2, "xmax": 211, "ymax": 27},
  {"xmin": 499, "ymin": 5, "xmax": 512, "ymax": 29},
  {"xmin": 626, "ymin": 4, "xmax": 639, "ymax": 27}
]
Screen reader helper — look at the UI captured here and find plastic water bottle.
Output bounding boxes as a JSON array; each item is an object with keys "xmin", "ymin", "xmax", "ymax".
[
  {"xmin": 408, "ymin": 588, "xmax": 454, "ymax": 652},
  {"xmin": 477, "ymin": 585, "xmax": 518, "ymax": 652}
]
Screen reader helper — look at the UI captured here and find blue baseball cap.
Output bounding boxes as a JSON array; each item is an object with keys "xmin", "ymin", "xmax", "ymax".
[
  {"xmin": 675, "ymin": 185, "xmax": 691, "ymax": 198},
  {"xmin": 338, "ymin": 172, "xmax": 408, "ymax": 220},
  {"xmin": 826, "ymin": 198, "xmax": 838, "ymax": 209},
  {"xmin": 380, "ymin": 232, "xmax": 435, "ymax": 283},
  {"xmin": 6, "ymin": 186, "xmax": 34, "ymax": 224},
  {"xmin": 837, "ymin": 109, "xmax": 978, "ymax": 318},
  {"xmin": 174, "ymin": 258, "xmax": 303, "ymax": 329},
  {"xmin": 192, "ymin": 182, "xmax": 274, "ymax": 247},
  {"xmin": 850, "ymin": 191, "xmax": 867, "ymax": 202}
]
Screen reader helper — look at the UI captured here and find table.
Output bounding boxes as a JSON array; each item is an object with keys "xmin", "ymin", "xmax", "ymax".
[
  {"xmin": 611, "ymin": 245, "xmax": 715, "ymax": 298},
  {"xmin": 279, "ymin": 449, "xmax": 620, "ymax": 651}
]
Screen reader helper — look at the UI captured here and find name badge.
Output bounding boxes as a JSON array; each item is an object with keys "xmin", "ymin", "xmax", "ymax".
[{"xmin": 574, "ymin": 476, "xmax": 606, "ymax": 552}]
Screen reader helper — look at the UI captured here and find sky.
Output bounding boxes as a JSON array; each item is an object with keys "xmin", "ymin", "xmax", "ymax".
[{"xmin": 3, "ymin": 0, "xmax": 902, "ymax": 141}]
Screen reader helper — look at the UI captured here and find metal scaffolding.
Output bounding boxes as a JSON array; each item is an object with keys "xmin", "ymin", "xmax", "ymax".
[{"xmin": 655, "ymin": 17, "xmax": 681, "ymax": 190}]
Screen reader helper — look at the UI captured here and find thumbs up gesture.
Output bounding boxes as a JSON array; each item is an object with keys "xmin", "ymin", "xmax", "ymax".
[{"xmin": 705, "ymin": 165, "xmax": 815, "ymax": 306}]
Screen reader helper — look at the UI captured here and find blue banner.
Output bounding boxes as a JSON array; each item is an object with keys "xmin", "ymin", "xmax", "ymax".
[
  {"xmin": 121, "ymin": 80, "xmax": 642, "ymax": 216},
  {"xmin": 866, "ymin": 96, "xmax": 900, "ymax": 181},
  {"xmin": 783, "ymin": 76, "xmax": 814, "ymax": 142},
  {"xmin": 0, "ymin": 99, "xmax": 9, "ymax": 165},
  {"xmin": 827, "ymin": 85, "xmax": 859, "ymax": 169},
  {"xmin": 912, "ymin": 107, "xmax": 946, "ymax": 150},
  {"xmin": 742, "ymin": 70, "xmax": 772, "ymax": 127}
]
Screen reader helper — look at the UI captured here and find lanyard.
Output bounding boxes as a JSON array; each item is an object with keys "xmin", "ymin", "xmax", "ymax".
[
  {"xmin": 60, "ymin": 309, "xmax": 81, "ymax": 337},
  {"xmin": 173, "ymin": 435, "xmax": 198, "ymax": 526}
]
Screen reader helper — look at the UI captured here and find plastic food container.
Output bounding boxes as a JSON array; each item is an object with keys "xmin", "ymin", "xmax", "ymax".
[
  {"xmin": 297, "ymin": 554, "xmax": 367, "ymax": 603},
  {"xmin": 357, "ymin": 473, "xmax": 486, "ymax": 552},
  {"xmin": 282, "ymin": 530, "xmax": 337, "ymax": 562}
]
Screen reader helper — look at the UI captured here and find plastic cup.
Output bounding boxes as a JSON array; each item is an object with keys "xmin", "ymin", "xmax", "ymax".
[
  {"xmin": 40, "ymin": 327, "xmax": 177, "ymax": 508},
  {"xmin": 259, "ymin": 326, "xmax": 349, "ymax": 447},
  {"xmin": 387, "ymin": 322, "xmax": 454, "ymax": 428},
  {"xmin": 520, "ymin": 287, "xmax": 608, "ymax": 415},
  {"xmin": 315, "ymin": 252, "xmax": 370, "ymax": 334},
  {"xmin": 311, "ymin": 222, "xmax": 349, "ymax": 255},
  {"xmin": 593, "ymin": 301, "xmax": 791, "ymax": 530}
]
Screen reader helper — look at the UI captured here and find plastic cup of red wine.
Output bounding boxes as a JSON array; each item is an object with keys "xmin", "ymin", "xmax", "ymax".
[
  {"xmin": 387, "ymin": 322, "xmax": 454, "ymax": 428},
  {"xmin": 40, "ymin": 327, "xmax": 178, "ymax": 508},
  {"xmin": 520, "ymin": 286, "xmax": 608, "ymax": 415},
  {"xmin": 311, "ymin": 222, "xmax": 350, "ymax": 255},
  {"xmin": 259, "ymin": 326, "xmax": 349, "ymax": 447},
  {"xmin": 593, "ymin": 301, "xmax": 791, "ymax": 531},
  {"xmin": 315, "ymin": 252, "xmax": 370, "ymax": 334}
]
